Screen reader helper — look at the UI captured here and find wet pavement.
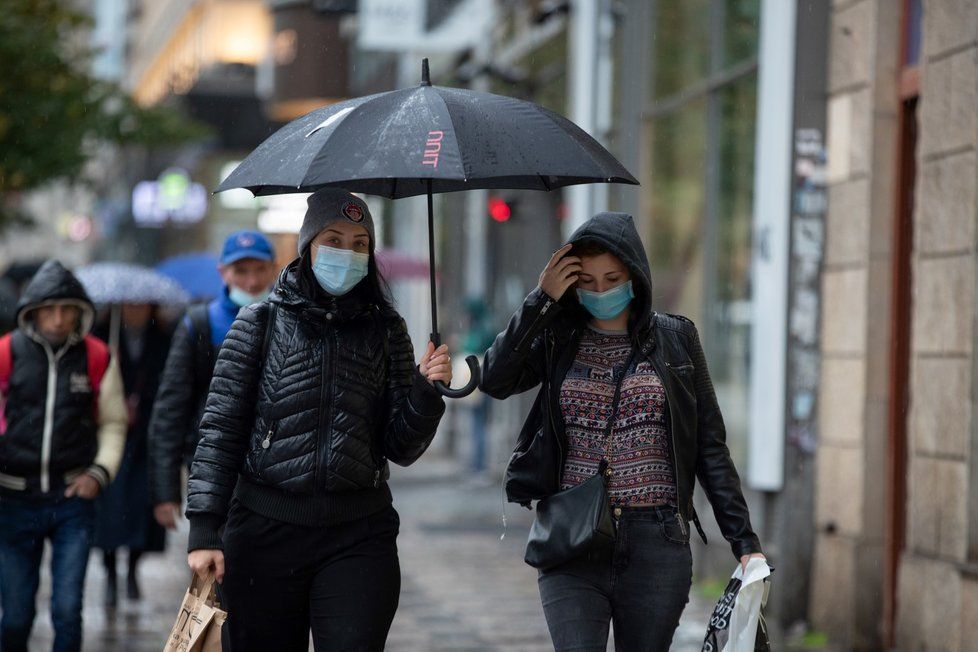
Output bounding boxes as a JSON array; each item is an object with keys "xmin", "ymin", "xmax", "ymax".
[{"xmin": 26, "ymin": 456, "xmax": 711, "ymax": 650}]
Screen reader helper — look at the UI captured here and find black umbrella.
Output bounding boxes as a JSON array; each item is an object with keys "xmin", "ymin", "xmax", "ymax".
[{"xmin": 218, "ymin": 59, "xmax": 638, "ymax": 398}]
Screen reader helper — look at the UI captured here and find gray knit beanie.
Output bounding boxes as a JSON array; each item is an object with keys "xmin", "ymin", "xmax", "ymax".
[{"xmin": 298, "ymin": 188, "xmax": 375, "ymax": 254}]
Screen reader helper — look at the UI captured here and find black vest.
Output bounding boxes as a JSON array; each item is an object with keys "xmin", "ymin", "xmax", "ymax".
[{"xmin": 0, "ymin": 331, "xmax": 99, "ymax": 493}]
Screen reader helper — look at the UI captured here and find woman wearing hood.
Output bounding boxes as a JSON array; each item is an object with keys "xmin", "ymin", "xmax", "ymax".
[
  {"xmin": 184, "ymin": 188, "xmax": 451, "ymax": 651},
  {"xmin": 481, "ymin": 212, "xmax": 765, "ymax": 651}
]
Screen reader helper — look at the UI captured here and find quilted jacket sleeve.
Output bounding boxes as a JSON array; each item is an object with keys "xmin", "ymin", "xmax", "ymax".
[
  {"xmin": 148, "ymin": 316, "xmax": 197, "ymax": 506},
  {"xmin": 382, "ymin": 315, "xmax": 446, "ymax": 466},
  {"xmin": 480, "ymin": 287, "xmax": 560, "ymax": 399},
  {"xmin": 686, "ymin": 321, "xmax": 762, "ymax": 559},
  {"xmin": 186, "ymin": 303, "xmax": 267, "ymax": 550}
]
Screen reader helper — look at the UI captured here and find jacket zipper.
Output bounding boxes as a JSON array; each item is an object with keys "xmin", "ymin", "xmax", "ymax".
[
  {"xmin": 515, "ymin": 295, "xmax": 554, "ymax": 352},
  {"xmin": 40, "ymin": 344, "xmax": 67, "ymax": 494},
  {"xmin": 544, "ymin": 333, "xmax": 562, "ymax": 488},
  {"xmin": 656, "ymin": 357, "xmax": 688, "ymax": 539},
  {"xmin": 320, "ymin": 328, "xmax": 338, "ymax": 490},
  {"xmin": 260, "ymin": 421, "xmax": 278, "ymax": 449}
]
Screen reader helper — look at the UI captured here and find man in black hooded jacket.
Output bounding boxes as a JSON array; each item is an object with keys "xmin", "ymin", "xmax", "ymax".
[{"xmin": 0, "ymin": 260, "xmax": 127, "ymax": 652}]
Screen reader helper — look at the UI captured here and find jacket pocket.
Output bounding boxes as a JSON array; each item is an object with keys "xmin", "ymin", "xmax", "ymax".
[
  {"xmin": 249, "ymin": 419, "xmax": 278, "ymax": 477},
  {"xmin": 665, "ymin": 361, "xmax": 697, "ymax": 402}
]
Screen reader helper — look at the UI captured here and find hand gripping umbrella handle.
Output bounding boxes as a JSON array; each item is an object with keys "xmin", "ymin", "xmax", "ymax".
[
  {"xmin": 428, "ymin": 332, "xmax": 481, "ymax": 399},
  {"xmin": 434, "ymin": 355, "xmax": 481, "ymax": 399}
]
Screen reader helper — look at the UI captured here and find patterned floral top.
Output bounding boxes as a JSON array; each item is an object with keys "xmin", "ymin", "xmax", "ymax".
[{"xmin": 558, "ymin": 326, "xmax": 677, "ymax": 506}]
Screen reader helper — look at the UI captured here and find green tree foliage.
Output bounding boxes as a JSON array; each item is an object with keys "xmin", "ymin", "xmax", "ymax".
[{"xmin": 0, "ymin": 0, "xmax": 208, "ymax": 226}]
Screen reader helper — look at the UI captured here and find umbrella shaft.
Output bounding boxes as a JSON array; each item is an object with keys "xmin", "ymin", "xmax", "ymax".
[{"xmin": 427, "ymin": 182, "xmax": 439, "ymax": 343}]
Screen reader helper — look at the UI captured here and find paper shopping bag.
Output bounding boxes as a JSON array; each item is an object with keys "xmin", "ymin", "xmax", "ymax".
[
  {"xmin": 702, "ymin": 558, "xmax": 772, "ymax": 652},
  {"xmin": 164, "ymin": 573, "xmax": 227, "ymax": 652}
]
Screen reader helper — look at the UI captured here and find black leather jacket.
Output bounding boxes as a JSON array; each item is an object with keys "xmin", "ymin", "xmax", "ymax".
[
  {"xmin": 186, "ymin": 260, "xmax": 445, "ymax": 549},
  {"xmin": 481, "ymin": 212, "xmax": 762, "ymax": 560}
]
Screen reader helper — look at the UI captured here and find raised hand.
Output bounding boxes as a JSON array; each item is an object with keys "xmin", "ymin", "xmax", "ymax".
[{"xmin": 538, "ymin": 244, "xmax": 581, "ymax": 301}]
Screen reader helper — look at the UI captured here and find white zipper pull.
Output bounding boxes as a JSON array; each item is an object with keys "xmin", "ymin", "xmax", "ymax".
[{"xmin": 261, "ymin": 426, "xmax": 274, "ymax": 449}]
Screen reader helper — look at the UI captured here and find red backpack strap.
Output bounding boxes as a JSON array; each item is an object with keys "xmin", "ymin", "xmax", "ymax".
[
  {"xmin": 0, "ymin": 333, "xmax": 12, "ymax": 435},
  {"xmin": 84, "ymin": 335, "xmax": 111, "ymax": 396},
  {"xmin": 0, "ymin": 334, "xmax": 11, "ymax": 392}
]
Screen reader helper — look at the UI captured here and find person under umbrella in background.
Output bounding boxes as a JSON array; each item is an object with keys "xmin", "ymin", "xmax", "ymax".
[
  {"xmin": 148, "ymin": 231, "xmax": 277, "ymax": 532},
  {"xmin": 0, "ymin": 261, "xmax": 127, "ymax": 652},
  {"xmin": 92, "ymin": 303, "xmax": 173, "ymax": 607},
  {"xmin": 186, "ymin": 189, "xmax": 452, "ymax": 651}
]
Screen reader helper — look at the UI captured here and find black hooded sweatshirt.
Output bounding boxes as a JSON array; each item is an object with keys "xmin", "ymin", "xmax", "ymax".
[{"xmin": 481, "ymin": 212, "xmax": 762, "ymax": 560}]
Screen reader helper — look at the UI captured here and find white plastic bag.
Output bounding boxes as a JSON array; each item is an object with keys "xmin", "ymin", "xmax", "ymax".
[{"xmin": 702, "ymin": 557, "xmax": 772, "ymax": 652}]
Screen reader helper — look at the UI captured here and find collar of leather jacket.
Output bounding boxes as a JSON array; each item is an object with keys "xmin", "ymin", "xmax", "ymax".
[{"xmin": 269, "ymin": 257, "xmax": 375, "ymax": 322}]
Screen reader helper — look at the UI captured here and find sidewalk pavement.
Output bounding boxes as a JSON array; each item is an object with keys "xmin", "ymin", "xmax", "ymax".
[{"xmin": 26, "ymin": 456, "xmax": 712, "ymax": 650}]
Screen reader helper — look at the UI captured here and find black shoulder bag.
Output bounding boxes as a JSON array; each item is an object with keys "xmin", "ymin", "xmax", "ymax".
[{"xmin": 524, "ymin": 351, "xmax": 637, "ymax": 570}]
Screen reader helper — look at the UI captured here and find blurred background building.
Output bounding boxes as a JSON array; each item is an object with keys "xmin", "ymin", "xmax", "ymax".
[{"xmin": 3, "ymin": 0, "xmax": 976, "ymax": 649}]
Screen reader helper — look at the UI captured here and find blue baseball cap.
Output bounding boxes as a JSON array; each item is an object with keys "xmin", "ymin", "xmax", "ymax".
[{"xmin": 220, "ymin": 230, "xmax": 275, "ymax": 265}]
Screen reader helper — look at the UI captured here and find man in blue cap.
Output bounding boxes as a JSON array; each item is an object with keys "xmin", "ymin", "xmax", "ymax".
[{"xmin": 148, "ymin": 231, "xmax": 277, "ymax": 529}]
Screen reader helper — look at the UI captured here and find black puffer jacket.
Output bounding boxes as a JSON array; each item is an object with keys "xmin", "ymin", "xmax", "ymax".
[
  {"xmin": 186, "ymin": 259, "xmax": 445, "ymax": 550},
  {"xmin": 481, "ymin": 212, "xmax": 762, "ymax": 560}
]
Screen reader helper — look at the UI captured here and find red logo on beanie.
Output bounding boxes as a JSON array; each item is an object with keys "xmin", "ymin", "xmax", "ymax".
[{"xmin": 342, "ymin": 202, "xmax": 364, "ymax": 223}]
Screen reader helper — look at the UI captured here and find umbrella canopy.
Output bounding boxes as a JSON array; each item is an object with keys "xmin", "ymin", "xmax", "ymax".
[
  {"xmin": 216, "ymin": 60, "xmax": 638, "ymax": 398},
  {"xmin": 217, "ymin": 62, "xmax": 637, "ymax": 198},
  {"xmin": 76, "ymin": 262, "xmax": 191, "ymax": 306},
  {"xmin": 156, "ymin": 252, "xmax": 224, "ymax": 301}
]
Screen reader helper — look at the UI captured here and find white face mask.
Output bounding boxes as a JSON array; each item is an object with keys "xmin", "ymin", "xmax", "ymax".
[{"xmin": 228, "ymin": 285, "xmax": 270, "ymax": 307}]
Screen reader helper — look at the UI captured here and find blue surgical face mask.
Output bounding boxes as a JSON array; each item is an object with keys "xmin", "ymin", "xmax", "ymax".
[
  {"xmin": 228, "ymin": 285, "xmax": 270, "ymax": 308},
  {"xmin": 576, "ymin": 280, "xmax": 635, "ymax": 321},
  {"xmin": 312, "ymin": 245, "xmax": 369, "ymax": 296}
]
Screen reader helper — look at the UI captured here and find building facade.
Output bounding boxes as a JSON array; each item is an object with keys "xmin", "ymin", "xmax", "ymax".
[{"xmin": 811, "ymin": 0, "xmax": 978, "ymax": 649}]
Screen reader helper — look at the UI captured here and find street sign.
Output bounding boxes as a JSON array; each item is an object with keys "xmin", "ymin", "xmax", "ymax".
[{"xmin": 358, "ymin": 0, "xmax": 492, "ymax": 53}]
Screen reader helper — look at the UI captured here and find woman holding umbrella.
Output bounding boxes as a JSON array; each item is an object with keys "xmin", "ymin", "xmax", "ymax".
[
  {"xmin": 185, "ymin": 188, "xmax": 452, "ymax": 651},
  {"xmin": 481, "ymin": 211, "xmax": 765, "ymax": 651}
]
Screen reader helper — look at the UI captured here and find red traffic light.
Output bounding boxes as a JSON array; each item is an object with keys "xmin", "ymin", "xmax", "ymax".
[{"xmin": 488, "ymin": 197, "xmax": 512, "ymax": 222}]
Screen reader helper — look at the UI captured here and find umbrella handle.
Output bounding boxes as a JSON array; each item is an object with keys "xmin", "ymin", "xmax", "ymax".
[{"xmin": 434, "ymin": 355, "xmax": 481, "ymax": 399}]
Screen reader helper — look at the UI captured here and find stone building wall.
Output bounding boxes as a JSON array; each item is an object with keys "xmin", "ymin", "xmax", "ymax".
[
  {"xmin": 812, "ymin": 1, "xmax": 978, "ymax": 649},
  {"xmin": 810, "ymin": 0, "xmax": 899, "ymax": 648},
  {"xmin": 896, "ymin": 1, "xmax": 978, "ymax": 649}
]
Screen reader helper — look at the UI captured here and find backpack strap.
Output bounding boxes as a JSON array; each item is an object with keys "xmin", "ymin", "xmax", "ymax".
[
  {"xmin": 84, "ymin": 335, "xmax": 110, "ymax": 397},
  {"xmin": 0, "ymin": 333, "xmax": 12, "ymax": 394},
  {"xmin": 261, "ymin": 303, "xmax": 278, "ymax": 362},
  {"xmin": 185, "ymin": 303, "xmax": 215, "ymax": 397},
  {"xmin": 0, "ymin": 333, "xmax": 12, "ymax": 436},
  {"xmin": 187, "ymin": 304, "xmax": 214, "ymax": 373}
]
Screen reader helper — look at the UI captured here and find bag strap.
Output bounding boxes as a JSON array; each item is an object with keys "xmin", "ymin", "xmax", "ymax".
[{"xmin": 599, "ymin": 350, "xmax": 639, "ymax": 476}]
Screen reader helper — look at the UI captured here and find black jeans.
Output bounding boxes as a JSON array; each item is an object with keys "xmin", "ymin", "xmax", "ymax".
[
  {"xmin": 220, "ymin": 499, "xmax": 401, "ymax": 652},
  {"xmin": 537, "ymin": 505, "xmax": 693, "ymax": 652}
]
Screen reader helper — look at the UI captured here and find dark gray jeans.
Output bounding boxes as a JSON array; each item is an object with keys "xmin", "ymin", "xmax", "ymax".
[{"xmin": 537, "ymin": 505, "xmax": 693, "ymax": 652}]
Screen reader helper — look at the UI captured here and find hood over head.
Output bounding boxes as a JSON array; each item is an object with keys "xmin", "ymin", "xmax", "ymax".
[
  {"xmin": 565, "ymin": 212, "xmax": 653, "ymax": 335},
  {"xmin": 15, "ymin": 260, "xmax": 96, "ymax": 341}
]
